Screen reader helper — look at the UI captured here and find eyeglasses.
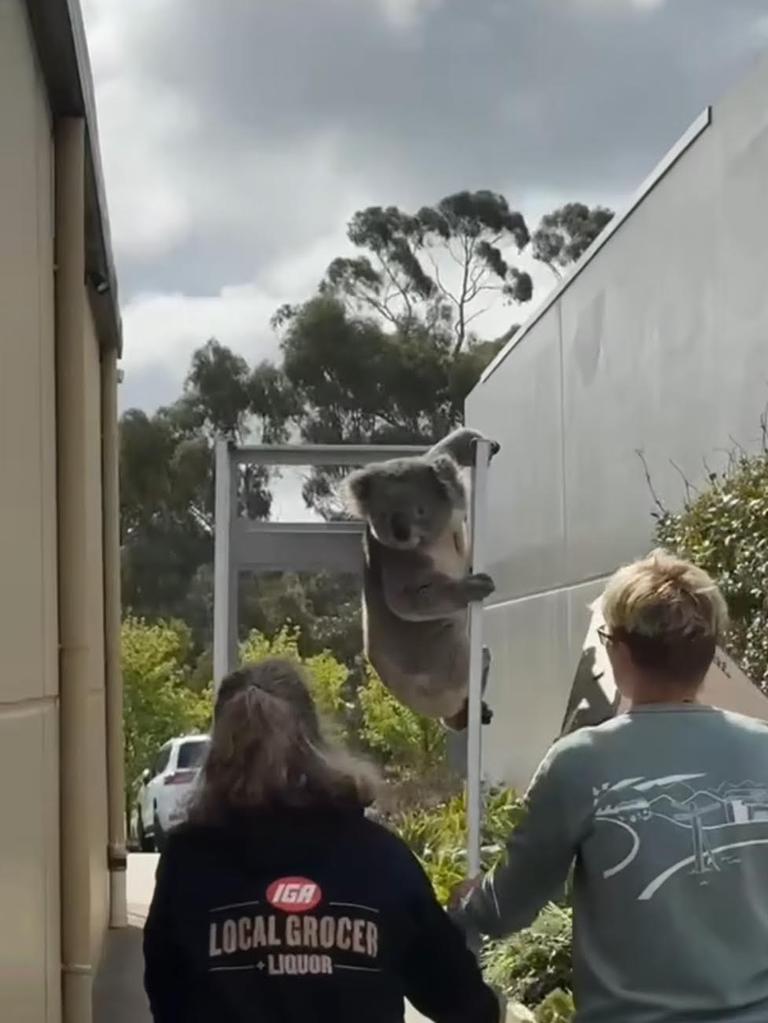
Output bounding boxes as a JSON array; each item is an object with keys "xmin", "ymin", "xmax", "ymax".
[{"xmin": 596, "ymin": 626, "xmax": 613, "ymax": 647}]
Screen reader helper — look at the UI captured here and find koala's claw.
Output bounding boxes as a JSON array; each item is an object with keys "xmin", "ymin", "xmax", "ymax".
[
  {"xmin": 463, "ymin": 572, "xmax": 495, "ymax": 602},
  {"xmin": 443, "ymin": 699, "xmax": 494, "ymax": 731}
]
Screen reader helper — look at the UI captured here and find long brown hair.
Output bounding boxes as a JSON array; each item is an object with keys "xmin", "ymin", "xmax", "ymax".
[{"xmin": 188, "ymin": 658, "xmax": 378, "ymax": 825}]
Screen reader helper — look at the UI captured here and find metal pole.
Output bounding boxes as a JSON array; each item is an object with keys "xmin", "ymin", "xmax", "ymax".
[
  {"xmin": 213, "ymin": 438, "xmax": 233, "ymax": 690},
  {"xmin": 466, "ymin": 438, "xmax": 491, "ymax": 877}
]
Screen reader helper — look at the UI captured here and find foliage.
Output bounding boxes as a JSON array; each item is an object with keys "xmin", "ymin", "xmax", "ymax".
[
  {"xmin": 531, "ymin": 988, "xmax": 576, "ymax": 1022},
  {"xmin": 390, "ymin": 787, "xmax": 526, "ymax": 903},
  {"xmin": 119, "ymin": 191, "xmax": 614, "ymax": 652},
  {"xmin": 388, "ymin": 788, "xmax": 574, "ymax": 1017},
  {"xmin": 314, "ymin": 191, "xmax": 533, "ymax": 353},
  {"xmin": 239, "ymin": 572, "xmax": 363, "ymax": 664},
  {"xmin": 272, "ymin": 196, "xmax": 613, "ymax": 518},
  {"xmin": 122, "ymin": 617, "xmax": 212, "ymax": 805},
  {"xmin": 532, "ymin": 203, "xmax": 614, "ymax": 280},
  {"xmin": 482, "ymin": 904, "xmax": 573, "ymax": 1011},
  {"xmin": 358, "ymin": 671, "xmax": 447, "ymax": 777},
  {"xmin": 273, "ymin": 294, "xmax": 501, "ymax": 517},
  {"xmin": 120, "ymin": 339, "xmax": 291, "ymax": 634},
  {"xmin": 653, "ymin": 445, "xmax": 768, "ymax": 689}
]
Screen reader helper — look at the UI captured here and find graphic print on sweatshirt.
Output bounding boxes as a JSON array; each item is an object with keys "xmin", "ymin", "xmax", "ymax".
[
  {"xmin": 207, "ymin": 875, "xmax": 381, "ymax": 977},
  {"xmin": 592, "ymin": 774, "xmax": 768, "ymax": 900}
]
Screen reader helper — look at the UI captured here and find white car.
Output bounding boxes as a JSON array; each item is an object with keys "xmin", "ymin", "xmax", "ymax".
[{"xmin": 135, "ymin": 734, "xmax": 210, "ymax": 851}]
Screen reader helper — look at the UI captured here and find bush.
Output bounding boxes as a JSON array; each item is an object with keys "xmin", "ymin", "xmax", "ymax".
[
  {"xmin": 482, "ymin": 904, "xmax": 573, "ymax": 1012},
  {"xmin": 389, "ymin": 789, "xmax": 574, "ymax": 1018},
  {"xmin": 654, "ymin": 447, "xmax": 768, "ymax": 688},
  {"xmin": 358, "ymin": 671, "xmax": 447, "ymax": 779},
  {"xmin": 390, "ymin": 787, "xmax": 525, "ymax": 903},
  {"xmin": 122, "ymin": 616, "xmax": 212, "ymax": 806}
]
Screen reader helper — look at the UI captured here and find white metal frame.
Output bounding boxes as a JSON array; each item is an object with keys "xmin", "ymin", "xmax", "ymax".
[
  {"xmin": 212, "ymin": 436, "xmax": 490, "ymax": 872},
  {"xmin": 466, "ymin": 438, "xmax": 491, "ymax": 876}
]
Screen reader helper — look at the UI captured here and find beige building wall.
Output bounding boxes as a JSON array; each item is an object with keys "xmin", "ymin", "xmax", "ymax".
[
  {"xmin": 0, "ymin": 2, "xmax": 61, "ymax": 1022},
  {"xmin": 1, "ymin": 1, "xmax": 123, "ymax": 1020}
]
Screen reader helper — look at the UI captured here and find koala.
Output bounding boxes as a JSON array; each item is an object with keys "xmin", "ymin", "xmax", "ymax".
[{"xmin": 344, "ymin": 427, "xmax": 500, "ymax": 731}]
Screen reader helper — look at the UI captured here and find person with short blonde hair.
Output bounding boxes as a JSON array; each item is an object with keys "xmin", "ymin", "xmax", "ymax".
[
  {"xmin": 143, "ymin": 658, "xmax": 503, "ymax": 1023},
  {"xmin": 451, "ymin": 551, "xmax": 768, "ymax": 1023},
  {"xmin": 599, "ymin": 548, "xmax": 728, "ymax": 699}
]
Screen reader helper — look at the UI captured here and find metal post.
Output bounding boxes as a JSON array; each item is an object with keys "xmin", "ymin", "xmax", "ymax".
[
  {"xmin": 213, "ymin": 439, "xmax": 233, "ymax": 690},
  {"xmin": 466, "ymin": 438, "xmax": 491, "ymax": 877}
]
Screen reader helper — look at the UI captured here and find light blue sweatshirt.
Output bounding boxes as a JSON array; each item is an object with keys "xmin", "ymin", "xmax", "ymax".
[{"xmin": 456, "ymin": 705, "xmax": 768, "ymax": 1023}]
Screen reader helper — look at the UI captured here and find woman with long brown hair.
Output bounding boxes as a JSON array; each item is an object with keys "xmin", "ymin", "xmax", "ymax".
[{"xmin": 143, "ymin": 657, "xmax": 502, "ymax": 1023}]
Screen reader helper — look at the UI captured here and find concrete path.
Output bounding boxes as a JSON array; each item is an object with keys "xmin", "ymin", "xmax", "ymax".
[{"xmin": 95, "ymin": 853, "xmax": 430, "ymax": 1022}]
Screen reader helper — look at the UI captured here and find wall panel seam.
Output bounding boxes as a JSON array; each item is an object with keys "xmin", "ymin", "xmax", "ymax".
[{"xmin": 0, "ymin": 694, "xmax": 59, "ymax": 714}]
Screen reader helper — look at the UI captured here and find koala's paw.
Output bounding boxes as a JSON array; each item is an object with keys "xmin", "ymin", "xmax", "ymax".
[
  {"xmin": 442, "ymin": 699, "xmax": 494, "ymax": 732},
  {"xmin": 461, "ymin": 572, "xmax": 496, "ymax": 602}
]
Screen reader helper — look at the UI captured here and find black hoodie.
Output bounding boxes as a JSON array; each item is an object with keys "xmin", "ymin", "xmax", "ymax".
[{"xmin": 143, "ymin": 804, "xmax": 502, "ymax": 1023}]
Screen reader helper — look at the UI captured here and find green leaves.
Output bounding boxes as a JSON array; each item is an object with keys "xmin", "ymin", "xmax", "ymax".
[
  {"xmin": 531, "ymin": 203, "xmax": 614, "ymax": 279},
  {"xmin": 482, "ymin": 905, "xmax": 574, "ymax": 1017},
  {"xmin": 391, "ymin": 787, "xmax": 526, "ymax": 903},
  {"xmin": 358, "ymin": 671, "xmax": 447, "ymax": 775},
  {"xmin": 326, "ymin": 191, "xmax": 534, "ymax": 352},
  {"xmin": 654, "ymin": 448, "xmax": 768, "ymax": 688},
  {"xmin": 122, "ymin": 617, "xmax": 213, "ymax": 806}
]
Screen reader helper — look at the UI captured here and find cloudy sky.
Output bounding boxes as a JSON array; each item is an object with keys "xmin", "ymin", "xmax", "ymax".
[{"xmin": 81, "ymin": 0, "xmax": 768, "ymax": 415}]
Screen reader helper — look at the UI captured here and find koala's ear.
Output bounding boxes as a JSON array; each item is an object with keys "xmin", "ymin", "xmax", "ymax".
[{"xmin": 344, "ymin": 467, "xmax": 374, "ymax": 513}]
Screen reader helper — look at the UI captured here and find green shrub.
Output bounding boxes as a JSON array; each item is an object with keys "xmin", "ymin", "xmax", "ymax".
[
  {"xmin": 358, "ymin": 670, "xmax": 447, "ymax": 778},
  {"xmin": 654, "ymin": 447, "xmax": 768, "ymax": 688},
  {"xmin": 389, "ymin": 789, "xmax": 574, "ymax": 1016},
  {"xmin": 122, "ymin": 616, "xmax": 212, "ymax": 803},
  {"xmin": 532, "ymin": 988, "xmax": 575, "ymax": 1022},
  {"xmin": 482, "ymin": 904, "xmax": 573, "ymax": 1011},
  {"xmin": 390, "ymin": 787, "xmax": 525, "ymax": 903}
]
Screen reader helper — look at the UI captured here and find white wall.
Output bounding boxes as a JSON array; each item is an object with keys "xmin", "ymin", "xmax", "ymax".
[{"xmin": 467, "ymin": 52, "xmax": 768, "ymax": 791}]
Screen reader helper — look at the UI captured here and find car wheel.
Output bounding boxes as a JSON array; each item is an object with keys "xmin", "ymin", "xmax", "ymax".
[{"xmin": 137, "ymin": 809, "xmax": 155, "ymax": 853}]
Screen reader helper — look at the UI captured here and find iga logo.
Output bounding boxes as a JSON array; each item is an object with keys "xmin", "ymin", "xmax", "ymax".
[{"xmin": 267, "ymin": 877, "xmax": 322, "ymax": 913}]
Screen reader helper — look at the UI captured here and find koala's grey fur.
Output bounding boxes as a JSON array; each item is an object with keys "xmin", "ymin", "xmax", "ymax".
[{"xmin": 344, "ymin": 427, "xmax": 500, "ymax": 730}]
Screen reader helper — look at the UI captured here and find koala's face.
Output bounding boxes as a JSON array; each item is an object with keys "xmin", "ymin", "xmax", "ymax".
[{"xmin": 345, "ymin": 454, "xmax": 465, "ymax": 550}]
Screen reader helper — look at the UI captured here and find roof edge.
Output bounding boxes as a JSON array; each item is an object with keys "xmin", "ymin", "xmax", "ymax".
[{"xmin": 24, "ymin": 0, "xmax": 123, "ymax": 355}]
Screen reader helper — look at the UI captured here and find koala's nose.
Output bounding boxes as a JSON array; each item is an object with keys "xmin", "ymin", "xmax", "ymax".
[{"xmin": 390, "ymin": 513, "xmax": 411, "ymax": 543}]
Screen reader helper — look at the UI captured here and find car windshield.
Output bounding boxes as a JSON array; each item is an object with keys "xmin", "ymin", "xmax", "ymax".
[{"xmin": 177, "ymin": 739, "xmax": 210, "ymax": 769}]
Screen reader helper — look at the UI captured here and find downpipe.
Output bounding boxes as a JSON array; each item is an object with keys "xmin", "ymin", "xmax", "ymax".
[
  {"xmin": 56, "ymin": 117, "xmax": 94, "ymax": 1023},
  {"xmin": 101, "ymin": 346, "xmax": 128, "ymax": 929}
]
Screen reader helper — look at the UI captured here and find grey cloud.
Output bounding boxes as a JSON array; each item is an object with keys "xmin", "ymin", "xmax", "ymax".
[
  {"xmin": 107, "ymin": 0, "xmax": 766, "ymax": 302},
  {"xmin": 119, "ymin": 361, "xmax": 182, "ymax": 413}
]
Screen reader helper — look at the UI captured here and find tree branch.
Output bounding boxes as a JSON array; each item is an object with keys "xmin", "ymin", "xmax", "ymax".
[{"xmin": 636, "ymin": 449, "xmax": 668, "ymax": 517}]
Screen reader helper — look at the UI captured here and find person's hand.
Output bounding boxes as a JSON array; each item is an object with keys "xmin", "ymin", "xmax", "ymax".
[{"xmin": 448, "ymin": 875, "xmax": 481, "ymax": 911}]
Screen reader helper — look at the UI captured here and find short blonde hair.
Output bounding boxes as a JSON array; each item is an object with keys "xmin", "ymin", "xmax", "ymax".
[{"xmin": 602, "ymin": 549, "xmax": 728, "ymax": 681}]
